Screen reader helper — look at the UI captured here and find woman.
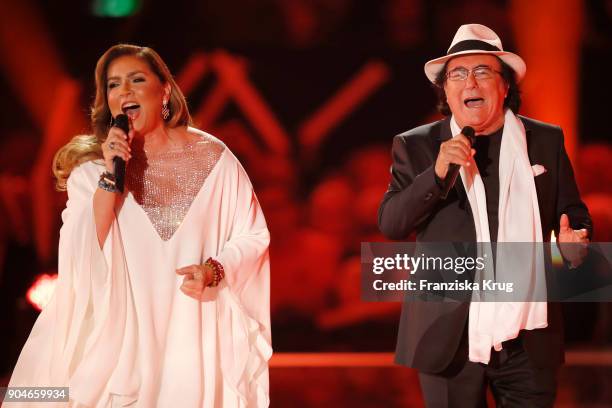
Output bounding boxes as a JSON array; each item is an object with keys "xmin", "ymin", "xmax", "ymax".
[{"xmin": 7, "ymin": 44, "xmax": 271, "ymax": 407}]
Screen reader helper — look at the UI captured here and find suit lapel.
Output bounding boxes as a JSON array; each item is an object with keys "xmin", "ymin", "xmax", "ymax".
[{"xmin": 522, "ymin": 118, "xmax": 549, "ymax": 224}]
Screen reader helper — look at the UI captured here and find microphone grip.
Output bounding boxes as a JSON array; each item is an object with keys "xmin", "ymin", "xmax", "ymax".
[
  {"xmin": 113, "ymin": 156, "xmax": 126, "ymax": 193},
  {"xmin": 439, "ymin": 163, "xmax": 460, "ymax": 200},
  {"xmin": 439, "ymin": 126, "xmax": 475, "ymax": 200},
  {"xmin": 112, "ymin": 113, "xmax": 129, "ymax": 193}
]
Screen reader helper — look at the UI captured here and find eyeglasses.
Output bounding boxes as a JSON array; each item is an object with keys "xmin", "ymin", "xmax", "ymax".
[{"xmin": 446, "ymin": 65, "xmax": 502, "ymax": 81}]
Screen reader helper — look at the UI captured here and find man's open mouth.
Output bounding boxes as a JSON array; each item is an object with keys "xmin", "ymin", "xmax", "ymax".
[{"xmin": 464, "ymin": 98, "xmax": 484, "ymax": 108}]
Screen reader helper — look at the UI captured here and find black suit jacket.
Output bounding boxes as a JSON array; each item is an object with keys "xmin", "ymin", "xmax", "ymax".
[{"xmin": 378, "ymin": 115, "xmax": 592, "ymax": 374}]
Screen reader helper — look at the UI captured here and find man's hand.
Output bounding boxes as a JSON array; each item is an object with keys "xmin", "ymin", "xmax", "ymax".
[
  {"xmin": 435, "ymin": 134, "xmax": 476, "ymax": 179},
  {"xmin": 558, "ymin": 213, "xmax": 589, "ymax": 268}
]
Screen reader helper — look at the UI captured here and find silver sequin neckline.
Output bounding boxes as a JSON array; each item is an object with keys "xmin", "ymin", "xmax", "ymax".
[{"xmin": 126, "ymin": 136, "xmax": 225, "ymax": 241}]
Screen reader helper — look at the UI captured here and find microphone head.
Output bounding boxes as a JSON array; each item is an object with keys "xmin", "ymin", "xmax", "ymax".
[
  {"xmin": 461, "ymin": 126, "xmax": 476, "ymax": 144},
  {"xmin": 114, "ymin": 114, "xmax": 129, "ymax": 134},
  {"xmin": 461, "ymin": 126, "xmax": 475, "ymax": 138}
]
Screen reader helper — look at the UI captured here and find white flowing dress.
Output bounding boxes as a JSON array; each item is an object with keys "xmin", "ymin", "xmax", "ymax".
[{"xmin": 6, "ymin": 130, "xmax": 272, "ymax": 408}]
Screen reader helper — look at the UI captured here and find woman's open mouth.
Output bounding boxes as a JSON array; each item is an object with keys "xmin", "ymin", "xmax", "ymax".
[{"xmin": 121, "ymin": 103, "xmax": 141, "ymax": 120}]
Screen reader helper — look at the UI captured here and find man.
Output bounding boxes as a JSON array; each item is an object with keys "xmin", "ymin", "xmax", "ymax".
[{"xmin": 378, "ymin": 24, "xmax": 592, "ymax": 407}]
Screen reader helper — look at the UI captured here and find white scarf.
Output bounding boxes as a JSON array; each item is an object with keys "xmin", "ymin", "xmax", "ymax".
[{"xmin": 450, "ymin": 110, "xmax": 548, "ymax": 364}]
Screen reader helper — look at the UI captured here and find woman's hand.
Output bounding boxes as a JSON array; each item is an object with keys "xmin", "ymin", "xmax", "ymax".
[
  {"xmin": 94, "ymin": 126, "xmax": 134, "ymax": 248},
  {"xmin": 101, "ymin": 126, "xmax": 133, "ymax": 172},
  {"xmin": 176, "ymin": 264, "xmax": 214, "ymax": 301}
]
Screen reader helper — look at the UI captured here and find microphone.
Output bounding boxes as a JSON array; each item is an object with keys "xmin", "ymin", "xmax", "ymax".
[
  {"xmin": 440, "ymin": 126, "xmax": 476, "ymax": 199},
  {"xmin": 112, "ymin": 114, "xmax": 129, "ymax": 193}
]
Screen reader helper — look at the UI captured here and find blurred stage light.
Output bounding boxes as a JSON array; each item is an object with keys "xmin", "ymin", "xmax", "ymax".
[
  {"xmin": 26, "ymin": 273, "xmax": 58, "ymax": 311},
  {"xmin": 550, "ymin": 231, "xmax": 564, "ymax": 267},
  {"xmin": 92, "ymin": 0, "xmax": 140, "ymax": 17}
]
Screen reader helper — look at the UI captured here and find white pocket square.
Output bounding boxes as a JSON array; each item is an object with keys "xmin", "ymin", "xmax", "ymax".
[{"xmin": 531, "ymin": 164, "xmax": 547, "ymax": 177}]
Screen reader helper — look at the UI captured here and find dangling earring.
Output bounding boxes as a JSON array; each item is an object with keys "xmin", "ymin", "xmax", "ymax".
[{"xmin": 161, "ymin": 99, "xmax": 170, "ymax": 120}]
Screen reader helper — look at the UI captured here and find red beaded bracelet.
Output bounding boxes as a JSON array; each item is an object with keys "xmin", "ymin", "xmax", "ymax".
[{"xmin": 204, "ymin": 257, "xmax": 225, "ymax": 287}]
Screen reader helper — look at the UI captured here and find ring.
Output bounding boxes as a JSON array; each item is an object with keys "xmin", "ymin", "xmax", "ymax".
[{"xmin": 109, "ymin": 141, "xmax": 115, "ymax": 150}]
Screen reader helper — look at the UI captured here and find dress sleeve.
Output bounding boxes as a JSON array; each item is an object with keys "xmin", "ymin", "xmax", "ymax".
[
  {"xmin": 212, "ymin": 151, "xmax": 272, "ymax": 407},
  {"xmin": 214, "ymin": 159, "xmax": 270, "ymax": 314},
  {"xmin": 8, "ymin": 162, "xmax": 134, "ymax": 407}
]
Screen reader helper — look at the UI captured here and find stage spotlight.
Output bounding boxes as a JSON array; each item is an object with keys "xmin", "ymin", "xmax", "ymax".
[
  {"xmin": 92, "ymin": 0, "xmax": 140, "ymax": 17},
  {"xmin": 26, "ymin": 273, "xmax": 58, "ymax": 311},
  {"xmin": 550, "ymin": 231, "xmax": 564, "ymax": 267}
]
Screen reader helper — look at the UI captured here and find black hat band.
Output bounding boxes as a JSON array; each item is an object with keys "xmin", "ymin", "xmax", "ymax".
[{"xmin": 447, "ymin": 39, "xmax": 501, "ymax": 55}]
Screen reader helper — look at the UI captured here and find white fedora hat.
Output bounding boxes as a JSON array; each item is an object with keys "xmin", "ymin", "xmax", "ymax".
[{"xmin": 424, "ymin": 24, "xmax": 526, "ymax": 84}]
